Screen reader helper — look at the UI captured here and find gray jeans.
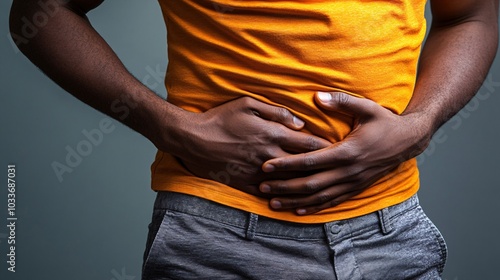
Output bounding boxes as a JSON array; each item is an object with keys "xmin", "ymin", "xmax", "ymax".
[{"xmin": 142, "ymin": 192, "xmax": 447, "ymax": 280}]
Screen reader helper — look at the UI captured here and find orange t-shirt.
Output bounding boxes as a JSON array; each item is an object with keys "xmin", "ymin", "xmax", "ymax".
[{"xmin": 152, "ymin": 0, "xmax": 427, "ymax": 223}]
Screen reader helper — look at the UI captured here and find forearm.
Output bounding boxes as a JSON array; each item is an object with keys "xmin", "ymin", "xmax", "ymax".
[
  {"xmin": 9, "ymin": 0, "xmax": 185, "ymax": 153},
  {"xmin": 404, "ymin": 6, "xmax": 499, "ymax": 141}
]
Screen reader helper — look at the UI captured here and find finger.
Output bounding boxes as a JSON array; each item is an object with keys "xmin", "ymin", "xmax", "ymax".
[
  {"xmin": 295, "ymin": 190, "xmax": 363, "ymax": 215},
  {"xmin": 235, "ymin": 143, "xmax": 291, "ymax": 165},
  {"xmin": 267, "ymin": 124, "xmax": 331, "ymax": 154},
  {"xmin": 269, "ymin": 166, "xmax": 394, "ymax": 212},
  {"xmin": 260, "ymin": 169, "xmax": 347, "ymax": 195},
  {"xmin": 315, "ymin": 91, "xmax": 379, "ymax": 119},
  {"xmin": 268, "ymin": 183, "xmax": 358, "ymax": 210},
  {"xmin": 242, "ymin": 97, "xmax": 305, "ymax": 130},
  {"xmin": 262, "ymin": 141, "xmax": 354, "ymax": 172}
]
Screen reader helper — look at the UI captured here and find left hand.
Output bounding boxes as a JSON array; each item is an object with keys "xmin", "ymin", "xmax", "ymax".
[{"xmin": 259, "ymin": 91, "xmax": 433, "ymax": 215}]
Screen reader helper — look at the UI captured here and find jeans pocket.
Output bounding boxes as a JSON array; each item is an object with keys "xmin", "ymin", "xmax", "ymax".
[
  {"xmin": 348, "ymin": 204, "xmax": 447, "ymax": 279},
  {"xmin": 390, "ymin": 205, "xmax": 448, "ymax": 278},
  {"xmin": 419, "ymin": 209, "xmax": 448, "ymax": 275},
  {"xmin": 142, "ymin": 209, "xmax": 167, "ymax": 272}
]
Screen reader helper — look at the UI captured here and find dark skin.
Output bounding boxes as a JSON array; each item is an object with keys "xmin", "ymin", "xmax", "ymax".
[
  {"xmin": 8, "ymin": 0, "xmax": 331, "ymax": 198},
  {"xmin": 259, "ymin": 0, "xmax": 499, "ymax": 214},
  {"xmin": 172, "ymin": 96, "xmax": 331, "ymax": 197},
  {"xmin": 10, "ymin": 0, "xmax": 498, "ymax": 213}
]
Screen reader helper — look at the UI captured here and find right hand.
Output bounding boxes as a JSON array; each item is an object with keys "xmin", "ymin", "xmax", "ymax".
[{"xmin": 168, "ymin": 97, "xmax": 331, "ymax": 197}]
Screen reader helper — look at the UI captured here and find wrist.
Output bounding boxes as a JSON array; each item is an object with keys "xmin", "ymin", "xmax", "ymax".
[
  {"xmin": 118, "ymin": 82, "xmax": 191, "ymax": 156},
  {"xmin": 400, "ymin": 111, "xmax": 436, "ymax": 155},
  {"xmin": 150, "ymin": 101, "xmax": 192, "ymax": 156}
]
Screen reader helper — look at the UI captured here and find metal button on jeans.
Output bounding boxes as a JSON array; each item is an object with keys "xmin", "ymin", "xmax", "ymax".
[{"xmin": 330, "ymin": 224, "xmax": 341, "ymax": 234}]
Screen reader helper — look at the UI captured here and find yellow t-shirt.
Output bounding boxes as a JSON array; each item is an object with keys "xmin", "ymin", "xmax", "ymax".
[{"xmin": 152, "ymin": 0, "xmax": 427, "ymax": 223}]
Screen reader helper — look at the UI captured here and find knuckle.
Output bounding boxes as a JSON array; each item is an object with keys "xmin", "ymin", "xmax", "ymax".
[
  {"xmin": 249, "ymin": 153, "xmax": 264, "ymax": 166},
  {"xmin": 274, "ymin": 158, "xmax": 289, "ymax": 170},
  {"xmin": 304, "ymin": 180, "xmax": 321, "ymax": 193},
  {"xmin": 268, "ymin": 125, "xmax": 285, "ymax": 141},
  {"xmin": 334, "ymin": 92, "xmax": 351, "ymax": 108},
  {"xmin": 275, "ymin": 107, "xmax": 291, "ymax": 122},
  {"xmin": 336, "ymin": 144, "xmax": 357, "ymax": 163},
  {"xmin": 328, "ymin": 199, "xmax": 340, "ymax": 207},
  {"xmin": 345, "ymin": 165, "xmax": 365, "ymax": 179},
  {"xmin": 306, "ymin": 136, "xmax": 320, "ymax": 151},
  {"xmin": 302, "ymin": 155, "xmax": 317, "ymax": 170},
  {"xmin": 352, "ymin": 149, "xmax": 365, "ymax": 162},
  {"xmin": 275, "ymin": 182, "xmax": 288, "ymax": 194},
  {"xmin": 317, "ymin": 191, "xmax": 333, "ymax": 203},
  {"xmin": 261, "ymin": 147, "xmax": 277, "ymax": 159},
  {"xmin": 287, "ymin": 199, "xmax": 300, "ymax": 209}
]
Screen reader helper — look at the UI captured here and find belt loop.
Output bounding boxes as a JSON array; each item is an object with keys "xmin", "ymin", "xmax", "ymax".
[
  {"xmin": 377, "ymin": 207, "xmax": 393, "ymax": 235},
  {"xmin": 245, "ymin": 213, "xmax": 259, "ymax": 240}
]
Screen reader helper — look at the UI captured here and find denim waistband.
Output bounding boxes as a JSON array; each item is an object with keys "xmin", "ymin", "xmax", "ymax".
[{"xmin": 154, "ymin": 191, "xmax": 419, "ymax": 240}]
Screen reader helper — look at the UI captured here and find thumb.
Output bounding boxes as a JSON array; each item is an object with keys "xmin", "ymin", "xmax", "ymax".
[
  {"xmin": 315, "ymin": 91, "xmax": 377, "ymax": 118},
  {"xmin": 241, "ymin": 97, "xmax": 305, "ymax": 130}
]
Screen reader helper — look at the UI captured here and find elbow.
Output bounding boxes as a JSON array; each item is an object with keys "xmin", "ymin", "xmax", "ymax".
[
  {"xmin": 8, "ymin": 1, "xmax": 23, "ymax": 52},
  {"xmin": 8, "ymin": 0, "xmax": 103, "ymax": 53},
  {"xmin": 8, "ymin": 0, "xmax": 75, "ymax": 53},
  {"xmin": 8, "ymin": 0, "xmax": 42, "ymax": 54}
]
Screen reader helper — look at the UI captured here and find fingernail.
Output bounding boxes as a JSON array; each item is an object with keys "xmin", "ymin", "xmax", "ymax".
[
  {"xmin": 260, "ymin": 184, "xmax": 271, "ymax": 193},
  {"xmin": 297, "ymin": 209, "xmax": 307, "ymax": 215},
  {"xmin": 317, "ymin": 91, "xmax": 332, "ymax": 103},
  {"xmin": 270, "ymin": 200, "xmax": 282, "ymax": 209},
  {"xmin": 293, "ymin": 115, "xmax": 305, "ymax": 127},
  {"xmin": 263, "ymin": 164, "xmax": 275, "ymax": 172}
]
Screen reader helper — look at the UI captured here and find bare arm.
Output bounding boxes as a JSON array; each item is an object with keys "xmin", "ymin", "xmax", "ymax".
[
  {"xmin": 259, "ymin": 0, "xmax": 499, "ymax": 214},
  {"xmin": 405, "ymin": 0, "xmax": 499, "ymax": 140},
  {"xmin": 9, "ymin": 0, "xmax": 330, "ymax": 193},
  {"xmin": 9, "ymin": 0, "xmax": 184, "ymax": 152}
]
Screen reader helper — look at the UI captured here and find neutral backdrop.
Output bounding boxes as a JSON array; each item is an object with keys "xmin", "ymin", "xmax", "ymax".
[{"xmin": 1, "ymin": 1, "xmax": 499, "ymax": 279}]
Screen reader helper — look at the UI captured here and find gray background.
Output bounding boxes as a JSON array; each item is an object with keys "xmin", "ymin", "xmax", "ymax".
[{"xmin": 0, "ymin": 0, "xmax": 499, "ymax": 279}]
